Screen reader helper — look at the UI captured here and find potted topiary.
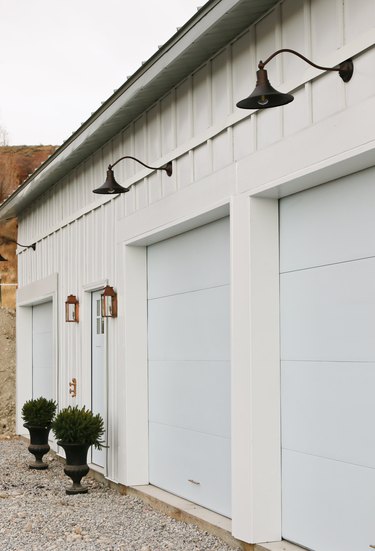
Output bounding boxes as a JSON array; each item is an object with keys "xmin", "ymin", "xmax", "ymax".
[
  {"xmin": 21, "ymin": 397, "xmax": 57, "ymax": 469},
  {"xmin": 51, "ymin": 405, "xmax": 105, "ymax": 494}
]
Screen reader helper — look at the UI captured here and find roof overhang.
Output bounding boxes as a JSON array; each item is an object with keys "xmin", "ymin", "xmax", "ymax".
[{"xmin": 0, "ymin": 0, "xmax": 279, "ymax": 220}]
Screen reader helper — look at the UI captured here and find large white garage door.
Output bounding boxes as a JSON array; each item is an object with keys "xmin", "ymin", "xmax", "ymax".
[
  {"xmin": 147, "ymin": 218, "xmax": 231, "ymax": 517},
  {"xmin": 280, "ymin": 167, "xmax": 375, "ymax": 551}
]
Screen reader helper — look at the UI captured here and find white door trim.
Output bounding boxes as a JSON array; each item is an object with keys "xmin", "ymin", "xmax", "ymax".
[
  {"xmin": 16, "ymin": 273, "xmax": 58, "ymax": 441},
  {"xmin": 116, "ymin": 200, "xmax": 280, "ymax": 542},
  {"xmin": 81, "ymin": 279, "xmax": 109, "ymax": 475}
]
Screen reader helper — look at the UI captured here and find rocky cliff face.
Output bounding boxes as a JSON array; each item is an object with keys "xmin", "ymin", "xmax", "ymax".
[
  {"xmin": 0, "ymin": 308, "xmax": 15, "ymax": 434},
  {"xmin": 0, "ymin": 145, "xmax": 57, "ymax": 308},
  {"xmin": 0, "ymin": 145, "xmax": 57, "ymax": 435},
  {"xmin": 0, "ymin": 145, "xmax": 56, "ymax": 201}
]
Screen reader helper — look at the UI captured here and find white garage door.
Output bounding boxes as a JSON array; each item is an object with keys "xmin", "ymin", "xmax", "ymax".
[
  {"xmin": 147, "ymin": 217, "xmax": 231, "ymax": 517},
  {"xmin": 280, "ymin": 167, "xmax": 375, "ymax": 551},
  {"xmin": 32, "ymin": 301, "xmax": 54, "ymax": 400}
]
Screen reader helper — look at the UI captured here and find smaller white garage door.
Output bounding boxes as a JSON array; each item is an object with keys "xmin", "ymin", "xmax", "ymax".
[
  {"xmin": 32, "ymin": 301, "xmax": 54, "ymax": 400},
  {"xmin": 148, "ymin": 218, "xmax": 231, "ymax": 517}
]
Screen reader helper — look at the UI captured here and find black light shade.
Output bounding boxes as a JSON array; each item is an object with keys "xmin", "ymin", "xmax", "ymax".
[
  {"xmin": 93, "ymin": 158, "xmax": 173, "ymax": 196},
  {"xmin": 0, "ymin": 254, "xmax": 7, "ymax": 261},
  {"xmin": 93, "ymin": 167, "xmax": 130, "ymax": 194},
  {"xmin": 236, "ymin": 68, "xmax": 294, "ymax": 110}
]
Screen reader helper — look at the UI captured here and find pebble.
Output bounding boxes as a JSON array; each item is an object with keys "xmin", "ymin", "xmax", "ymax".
[{"xmin": 0, "ymin": 439, "xmax": 238, "ymax": 550}]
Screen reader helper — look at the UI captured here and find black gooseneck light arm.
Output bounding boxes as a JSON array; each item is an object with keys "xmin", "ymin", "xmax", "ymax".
[
  {"xmin": 110, "ymin": 155, "xmax": 172, "ymax": 176},
  {"xmin": 1, "ymin": 237, "xmax": 36, "ymax": 251},
  {"xmin": 258, "ymin": 48, "xmax": 353, "ymax": 82}
]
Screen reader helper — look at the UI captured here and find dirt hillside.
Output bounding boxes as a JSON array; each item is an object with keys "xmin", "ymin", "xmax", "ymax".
[
  {"xmin": 0, "ymin": 308, "xmax": 16, "ymax": 434},
  {"xmin": 0, "ymin": 145, "xmax": 57, "ymax": 308}
]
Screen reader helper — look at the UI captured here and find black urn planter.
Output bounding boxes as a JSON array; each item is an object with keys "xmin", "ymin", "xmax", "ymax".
[
  {"xmin": 24, "ymin": 424, "xmax": 51, "ymax": 470},
  {"xmin": 58, "ymin": 442, "xmax": 91, "ymax": 495}
]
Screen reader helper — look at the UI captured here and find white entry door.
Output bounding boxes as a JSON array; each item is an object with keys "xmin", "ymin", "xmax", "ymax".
[
  {"xmin": 280, "ymin": 167, "xmax": 375, "ymax": 551},
  {"xmin": 91, "ymin": 290, "xmax": 106, "ymax": 468},
  {"xmin": 32, "ymin": 301, "xmax": 53, "ymax": 400},
  {"xmin": 147, "ymin": 217, "xmax": 231, "ymax": 517}
]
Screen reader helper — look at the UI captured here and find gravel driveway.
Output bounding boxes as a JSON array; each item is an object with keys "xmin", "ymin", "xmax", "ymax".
[{"xmin": 0, "ymin": 438, "xmax": 237, "ymax": 551}]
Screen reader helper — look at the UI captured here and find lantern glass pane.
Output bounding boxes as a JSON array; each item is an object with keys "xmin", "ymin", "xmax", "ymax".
[
  {"xmin": 66, "ymin": 302, "xmax": 76, "ymax": 322},
  {"xmin": 101, "ymin": 294, "xmax": 113, "ymax": 317}
]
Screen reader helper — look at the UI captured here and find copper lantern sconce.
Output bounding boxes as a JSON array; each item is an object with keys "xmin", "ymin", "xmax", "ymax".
[
  {"xmin": 236, "ymin": 48, "xmax": 353, "ymax": 110},
  {"xmin": 65, "ymin": 295, "xmax": 79, "ymax": 322},
  {"xmin": 93, "ymin": 155, "xmax": 173, "ymax": 195},
  {"xmin": 101, "ymin": 286, "xmax": 117, "ymax": 318}
]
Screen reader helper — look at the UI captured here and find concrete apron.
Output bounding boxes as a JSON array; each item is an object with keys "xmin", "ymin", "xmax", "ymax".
[
  {"xmin": 88, "ymin": 468, "xmax": 305, "ymax": 551},
  {"xmin": 20, "ymin": 439, "xmax": 304, "ymax": 551}
]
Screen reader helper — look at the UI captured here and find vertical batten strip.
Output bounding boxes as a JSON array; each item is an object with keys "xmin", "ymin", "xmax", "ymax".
[{"xmin": 304, "ymin": 0, "xmax": 314, "ymax": 125}]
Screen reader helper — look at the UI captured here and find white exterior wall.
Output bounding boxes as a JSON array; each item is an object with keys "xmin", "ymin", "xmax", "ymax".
[{"xmin": 15, "ymin": 0, "xmax": 375, "ymax": 544}]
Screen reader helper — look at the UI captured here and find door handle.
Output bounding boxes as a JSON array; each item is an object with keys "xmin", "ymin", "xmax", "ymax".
[{"xmin": 69, "ymin": 377, "xmax": 77, "ymax": 398}]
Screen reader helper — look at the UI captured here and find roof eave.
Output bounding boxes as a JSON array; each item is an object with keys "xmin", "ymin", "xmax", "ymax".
[{"xmin": 0, "ymin": 0, "xmax": 279, "ymax": 220}]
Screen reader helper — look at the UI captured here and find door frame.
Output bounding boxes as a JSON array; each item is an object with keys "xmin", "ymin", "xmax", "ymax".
[
  {"xmin": 116, "ymin": 204, "xmax": 231, "ymax": 490},
  {"xmin": 16, "ymin": 274, "xmax": 58, "ymax": 444},
  {"xmin": 82, "ymin": 279, "xmax": 109, "ymax": 474},
  {"xmin": 116, "ymin": 196, "xmax": 282, "ymax": 543}
]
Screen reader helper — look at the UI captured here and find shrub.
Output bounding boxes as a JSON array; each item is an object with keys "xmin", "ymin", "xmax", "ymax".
[
  {"xmin": 21, "ymin": 397, "xmax": 57, "ymax": 427},
  {"xmin": 51, "ymin": 406, "xmax": 105, "ymax": 450}
]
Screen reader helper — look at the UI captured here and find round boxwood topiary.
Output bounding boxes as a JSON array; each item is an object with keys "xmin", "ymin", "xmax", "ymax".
[
  {"xmin": 51, "ymin": 405, "xmax": 105, "ymax": 450},
  {"xmin": 21, "ymin": 397, "xmax": 57, "ymax": 428}
]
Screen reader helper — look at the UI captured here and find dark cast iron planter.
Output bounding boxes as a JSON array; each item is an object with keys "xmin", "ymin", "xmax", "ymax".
[
  {"xmin": 23, "ymin": 424, "xmax": 51, "ymax": 470},
  {"xmin": 58, "ymin": 442, "xmax": 91, "ymax": 495}
]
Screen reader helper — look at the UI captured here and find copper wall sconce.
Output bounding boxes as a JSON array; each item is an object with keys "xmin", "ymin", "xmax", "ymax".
[
  {"xmin": 101, "ymin": 285, "xmax": 117, "ymax": 318},
  {"xmin": 65, "ymin": 295, "xmax": 79, "ymax": 322},
  {"xmin": 236, "ymin": 48, "xmax": 354, "ymax": 110},
  {"xmin": 93, "ymin": 155, "xmax": 173, "ymax": 195}
]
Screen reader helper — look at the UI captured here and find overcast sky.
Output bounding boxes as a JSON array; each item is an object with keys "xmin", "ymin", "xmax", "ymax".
[{"xmin": 0, "ymin": 0, "xmax": 206, "ymax": 146}]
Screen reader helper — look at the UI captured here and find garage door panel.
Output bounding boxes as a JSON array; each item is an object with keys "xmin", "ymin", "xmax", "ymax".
[
  {"xmin": 148, "ymin": 286, "xmax": 230, "ymax": 361},
  {"xmin": 282, "ymin": 361, "xmax": 375, "ymax": 469},
  {"xmin": 32, "ymin": 302, "xmax": 53, "ymax": 401},
  {"xmin": 148, "ymin": 218, "xmax": 231, "ymax": 516},
  {"xmin": 32, "ymin": 367, "xmax": 53, "ymax": 399},
  {"xmin": 147, "ymin": 218, "xmax": 230, "ymax": 299},
  {"xmin": 280, "ymin": 258, "xmax": 375, "ymax": 362},
  {"xmin": 282, "ymin": 449, "xmax": 375, "ymax": 551},
  {"xmin": 32, "ymin": 334, "xmax": 53, "ymax": 369},
  {"xmin": 280, "ymin": 166, "xmax": 375, "ymax": 273},
  {"xmin": 32, "ymin": 302, "xmax": 53, "ymax": 333},
  {"xmin": 149, "ymin": 422, "xmax": 231, "ymax": 517},
  {"xmin": 149, "ymin": 360, "xmax": 230, "ymax": 438}
]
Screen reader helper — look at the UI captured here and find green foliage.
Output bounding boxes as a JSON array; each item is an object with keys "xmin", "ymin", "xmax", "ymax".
[
  {"xmin": 21, "ymin": 397, "xmax": 57, "ymax": 427},
  {"xmin": 51, "ymin": 406, "xmax": 105, "ymax": 450}
]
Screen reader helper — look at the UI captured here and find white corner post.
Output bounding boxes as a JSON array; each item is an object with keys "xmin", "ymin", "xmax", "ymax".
[
  {"xmin": 116, "ymin": 243, "xmax": 149, "ymax": 486},
  {"xmin": 231, "ymin": 194, "xmax": 281, "ymax": 543}
]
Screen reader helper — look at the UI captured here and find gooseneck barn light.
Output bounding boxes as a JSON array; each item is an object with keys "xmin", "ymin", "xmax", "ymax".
[
  {"xmin": 236, "ymin": 49, "xmax": 354, "ymax": 110},
  {"xmin": 93, "ymin": 156, "xmax": 173, "ymax": 195}
]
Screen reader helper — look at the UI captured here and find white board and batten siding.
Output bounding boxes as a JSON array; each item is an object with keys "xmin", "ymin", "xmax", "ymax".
[
  {"xmin": 11, "ymin": 0, "xmax": 375, "ymax": 545},
  {"xmin": 148, "ymin": 218, "xmax": 231, "ymax": 517},
  {"xmin": 18, "ymin": 0, "xmax": 375, "ymax": 253},
  {"xmin": 280, "ymin": 166, "xmax": 375, "ymax": 551}
]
